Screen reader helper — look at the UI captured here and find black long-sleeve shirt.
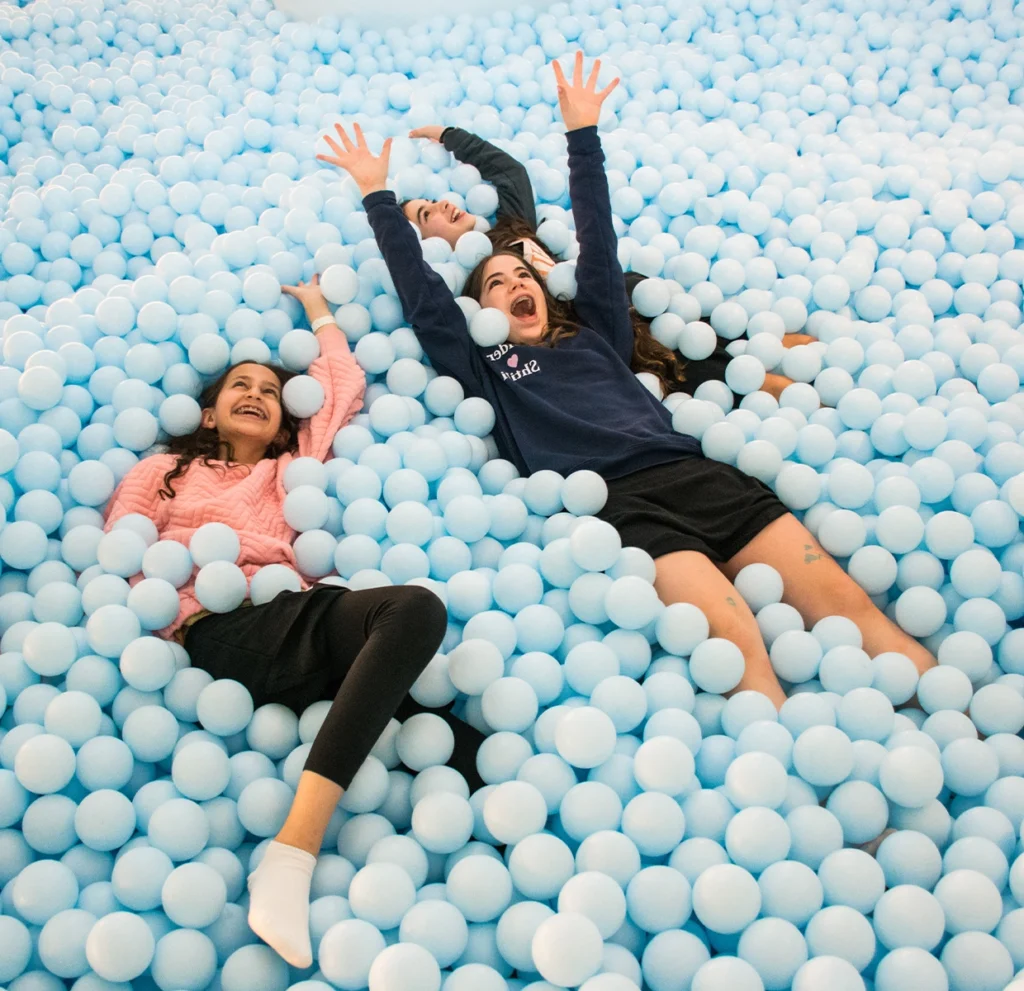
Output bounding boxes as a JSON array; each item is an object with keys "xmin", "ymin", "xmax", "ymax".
[
  {"xmin": 441, "ymin": 127, "xmax": 537, "ymax": 230},
  {"xmin": 365, "ymin": 126, "xmax": 700, "ymax": 481}
]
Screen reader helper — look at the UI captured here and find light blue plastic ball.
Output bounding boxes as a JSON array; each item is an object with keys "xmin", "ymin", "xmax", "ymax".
[
  {"xmin": 150, "ymin": 928, "xmax": 219, "ymax": 991},
  {"xmin": 689, "ymin": 638, "xmax": 745, "ymax": 695},
  {"xmin": 74, "ymin": 790, "xmax": 136, "ymax": 852},
  {"xmin": 83, "ymin": 910, "xmax": 156, "ymax": 983},
  {"xmin": 692, "ymin": 863, "xmax": 761, "ymax": 935}
]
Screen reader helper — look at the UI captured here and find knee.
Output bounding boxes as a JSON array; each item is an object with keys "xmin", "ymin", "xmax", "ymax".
[{"xmin": 387, "ymin": 585, "xmax": 449, "ymax": 648}]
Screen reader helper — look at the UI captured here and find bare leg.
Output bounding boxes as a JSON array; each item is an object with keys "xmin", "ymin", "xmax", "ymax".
[
  {"xmin": 723, "ymin": 514, "xmax": 937, "ymax": 676},
  {"xmin": 241, "ymin": 587, "xmax": 447, "ymax": 968},
  {"xmin": 782, "ymin": 333, "xmax": 816, "ymax": 348},
  {"xmin": 655, "ymin": 550, "xmax": 787, "ymax": 708},
  {"xmin": 248, "ymin": 770, "xmax": 344, "ymax": 968},
  {"xmin": 276, "ymin": 771, "xmax": 344, "ymax": 855}
]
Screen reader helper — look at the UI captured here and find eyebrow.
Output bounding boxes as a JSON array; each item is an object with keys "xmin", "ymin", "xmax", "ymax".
[
  {"xmin": 233, "ymin": 374, "xmax": 279, "ymax": 392},
  {"xmin": 489, "ymin": 267, "xmax": 529, "ymax": 282}
]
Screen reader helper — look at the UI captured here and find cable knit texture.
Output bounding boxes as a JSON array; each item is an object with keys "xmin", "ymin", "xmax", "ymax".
[{"xmin": 103, "ymin": 325, "xmax": 365, "ymax": 637}]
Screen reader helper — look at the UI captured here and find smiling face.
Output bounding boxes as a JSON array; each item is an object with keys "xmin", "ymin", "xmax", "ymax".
[
  {"xmin": 403, "ymin": 198, "xmax": 478, "ymax": 247},
  {"xmin": 201, "ymin": 363, "xmax": 288, "ymax": 462},
  {"xmin": 477, "ymin": 254, "xmax": 549, "ymax": 345}
]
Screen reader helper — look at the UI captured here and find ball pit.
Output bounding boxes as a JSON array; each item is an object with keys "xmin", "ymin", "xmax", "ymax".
[{"xmin": 0, "ymin": 0, "xmax": 1024, "ymax": 989}]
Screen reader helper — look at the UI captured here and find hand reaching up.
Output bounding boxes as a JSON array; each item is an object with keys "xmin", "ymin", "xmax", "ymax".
[
  {"xmin": 317, "ymin": 123, "xmax": 393, "ymax": 198},
  {"xmin": 281, "ymin": 273, "xmax": 331, "ymax": 323},
  {"xmin": 552, "ymin": 51, "xmax": 619, "ymax": 132}
]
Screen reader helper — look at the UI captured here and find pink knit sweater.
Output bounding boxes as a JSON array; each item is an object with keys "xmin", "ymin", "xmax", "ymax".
[{"xmin": 103, "ymin": 325, "xmax": 366, "ymax": 638}]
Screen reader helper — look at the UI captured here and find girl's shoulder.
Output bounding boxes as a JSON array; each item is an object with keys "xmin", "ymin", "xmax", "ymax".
[{"xmin": 123, "ymin": 452, "xmax": 177, "ymax": 481}]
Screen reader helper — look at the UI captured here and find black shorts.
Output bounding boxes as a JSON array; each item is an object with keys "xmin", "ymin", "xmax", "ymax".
[
  {"xmin": 184, "ymin": 583, "xmax": 352, "ymax": 710},
  {"xmin": 598, "ymin": 457, "xmax": 790, "ymax": 564}
]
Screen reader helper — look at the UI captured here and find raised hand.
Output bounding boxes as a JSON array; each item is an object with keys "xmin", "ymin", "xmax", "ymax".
[
  {"xmin": 316, "ymin": 123, "xmax": 392, "ymax": 198},
  {"xmin": 408, "ymin": 125, "xmax": 445, "ymax": 143},
  {"xmin": 281, "ymin": 273, "xmax": 331, "ymax": 323},
  {"xmin": 552, "ymin": 51, "xmax": 620, "ymax": 132}
]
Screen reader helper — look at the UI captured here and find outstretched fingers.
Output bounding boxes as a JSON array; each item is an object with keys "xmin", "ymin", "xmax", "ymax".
[
  {"xmin": 321, "ymin": 134, "xmax": 346, "ymax": 160},
  {"xmin": 597, "ymin": 77, "xmax": 620, "ymax": 101},
  {"xmin": 331, "ymin": 122, "xmax": 356, "ymax": 152},
  {"xmin": 552, "ymin": 58, "xmax": 567, "ymax": 90},
  {"xmin": 572, "ymin": 49, "xmax": 584, "ymax": 86},
  {"xmin": 586, "ymin": 58, "xmax": 602, "ymax": 90}
]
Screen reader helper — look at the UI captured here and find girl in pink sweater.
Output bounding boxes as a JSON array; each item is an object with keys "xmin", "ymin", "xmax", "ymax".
[{"xmin": 105, "ymin": 277, "xmax": 449, "ymax": 968}]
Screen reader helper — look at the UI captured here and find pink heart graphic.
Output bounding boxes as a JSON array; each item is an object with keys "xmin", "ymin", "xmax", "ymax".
[{"xmin": 507, "ymin": 354, "xmax": 519, "ymax": 368}]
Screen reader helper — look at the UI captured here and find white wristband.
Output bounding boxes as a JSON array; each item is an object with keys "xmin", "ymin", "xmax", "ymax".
[{"xmin": 310, "ymin": 316, "xmax": 335, "ymax": 333}]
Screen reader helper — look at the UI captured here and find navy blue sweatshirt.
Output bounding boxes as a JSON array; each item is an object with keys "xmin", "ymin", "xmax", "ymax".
[{"xmin": 364, "ymin": 126, "xmax": 700, "ymax": 481}]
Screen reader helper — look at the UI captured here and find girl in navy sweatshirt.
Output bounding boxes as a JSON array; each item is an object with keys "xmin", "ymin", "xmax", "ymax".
[
  {"xmin": 319, "ymin": 53, "xmax": 936, "ymax": 707},
  {"xmin": 400, "ymin": 123, "xmax": 811, "ymax": 401}
]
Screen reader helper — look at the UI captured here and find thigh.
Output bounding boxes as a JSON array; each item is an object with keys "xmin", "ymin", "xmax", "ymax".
[
  {"xmin": 184, "ymin": 601, "xmax": 300, "ymax": 704},
  {"xmin": 655, "ymin": 549, "xmax": 764, "ymax": 646},
  {"xmin": 310, "ymin": 585, "xmax": 432, "ymax": 653},
  {"xmin": 722, "ymin": 513, "xmax": 869, "ymax": 625}
]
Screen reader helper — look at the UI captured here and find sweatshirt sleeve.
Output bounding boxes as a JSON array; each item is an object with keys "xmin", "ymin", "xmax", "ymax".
[
  {"xmin": 442, "ymin": 128, "xmax": 538, "ymax": 230},
  {"xmin": 364, "ymin": 189, "xmax": 489, "ymax": 391},
  {"xmin": 565, "ymin": 126, "xmax": 634, "ymax": 365},
  {"xmin": 297, "ymin": 324, "xmax": 366, "ymax": 462},
  {"xmin": 103, "ymin": 454, "xmax": 174, "ymax": 532}
]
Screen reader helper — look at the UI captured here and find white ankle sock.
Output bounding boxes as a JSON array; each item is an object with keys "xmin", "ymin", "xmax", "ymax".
[{"xmin": 247, "ymin": 840, "xmax": 317, "ymax": 968}]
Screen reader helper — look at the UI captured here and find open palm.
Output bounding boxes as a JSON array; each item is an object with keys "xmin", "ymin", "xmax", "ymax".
[
  {"xmin": 316, "ymin": 123, "xmax": 392, "ymax": 197},
  {"xmin": 552, "ymin": 51, "xmax": 620, "ymax": 132}
]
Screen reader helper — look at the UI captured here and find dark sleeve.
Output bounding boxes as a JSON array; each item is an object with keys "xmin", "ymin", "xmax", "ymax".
[
  {"xmin": 364, "ymin": 190, "xmax": 488, "ymax": 391},
  {"xmin": 565, "ymin": 126, "xmax": 634, "ymax": 364},
  {"xmin": 442, "ymin": 127, "xmax": 538, "ymax": 230}
]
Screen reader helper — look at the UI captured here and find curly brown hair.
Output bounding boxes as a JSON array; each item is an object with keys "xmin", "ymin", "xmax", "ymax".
[{"xmin": 158, "ymin": 361, "xmax": 301, "ymax": 500}]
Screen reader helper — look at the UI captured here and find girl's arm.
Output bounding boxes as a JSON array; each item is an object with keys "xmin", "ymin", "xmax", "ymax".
[
  {"xmin": 365, "ymin": 191, "xmax": 487, "ymax": 386},
  {"xmin": 412, "ymin": 126, "xmax": 538, "ymax": 230},
  {"xmin": 282, "ymin": 276, "xmax": 367, "ymax": 462},
  {"xmin": 319, "ymin": 124, "xmax": 488, "ymax": 389},
  {"xmin": 565, "ymin": 126, "xmax": 632, "ymax": 362},
  {"xmin": 553, "ymin": 54, "xmax": 633, "ymax": 364}
]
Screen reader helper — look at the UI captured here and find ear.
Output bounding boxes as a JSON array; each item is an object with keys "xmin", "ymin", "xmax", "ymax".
[{"xmin": 201, "ymin": 408, "xmax": 216, "ymax": 430}]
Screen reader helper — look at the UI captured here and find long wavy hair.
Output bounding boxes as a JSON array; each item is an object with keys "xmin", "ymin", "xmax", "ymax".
[
  {"xmin": 623, "ymin": 272, "xmax": 689, "ymax": 397},
  {"xmin": 158, "ymin": 361, "xmax": 301, "ymax": 500},
  {"xmin": 463, "ymin": 250, "xmax": 582, "ymax": 346}
]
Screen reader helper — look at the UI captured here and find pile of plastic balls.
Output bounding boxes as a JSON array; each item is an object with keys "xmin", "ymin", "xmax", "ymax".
[{"xmin": 2, "ymin": 0, "xmax": 1024, "ymax": 990}]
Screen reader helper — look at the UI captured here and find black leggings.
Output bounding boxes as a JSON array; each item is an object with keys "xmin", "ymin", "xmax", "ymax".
[{"xmin": 184, "ymin": 585, "xmax": 482, "ymax": 790}]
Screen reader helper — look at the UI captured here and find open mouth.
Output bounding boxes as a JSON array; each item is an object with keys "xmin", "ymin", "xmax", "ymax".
[
  {"xmin": 233, "ymin": 404, "xmax": 268, "ymax": 420},
  {"xmin": 511, "ymin": 294, "xmax": 536, "ymax": 318},
  {"xmin": 451, "ymin": 208, "xmax": 462, "ymax": 222}
]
